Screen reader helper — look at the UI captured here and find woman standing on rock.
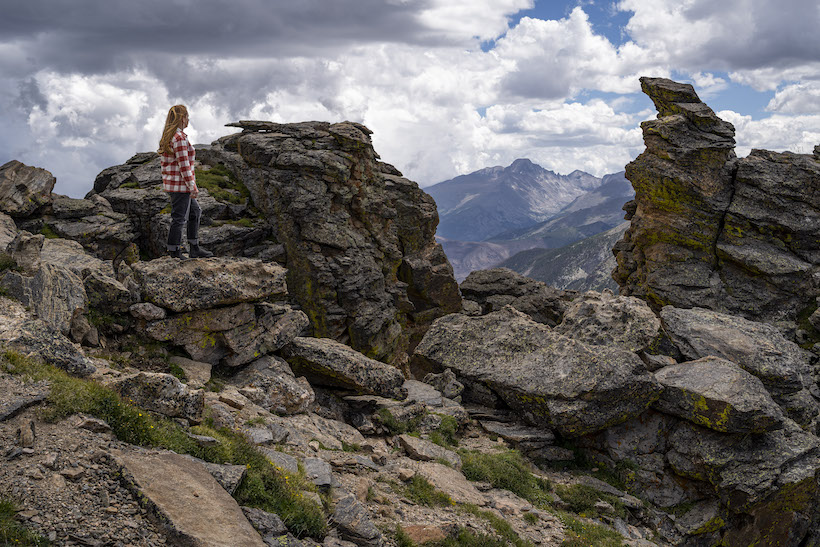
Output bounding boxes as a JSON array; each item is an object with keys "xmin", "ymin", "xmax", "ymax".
[{"xmin": 158, "ymin": 105, "xmax": 213, "ymax": 259}]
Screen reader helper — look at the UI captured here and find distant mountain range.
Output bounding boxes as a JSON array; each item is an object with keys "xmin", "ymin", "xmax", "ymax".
[
  {"xmin": 425, "ymin": 158, "xmax": 601, "ymax": 242},
  {"xmin": 427, "ymin": 159, "xmax": 634, "ymax": 284},
  {"xmin": 498, "ymin": 222, "xmax": 629, "ymax": 292}
]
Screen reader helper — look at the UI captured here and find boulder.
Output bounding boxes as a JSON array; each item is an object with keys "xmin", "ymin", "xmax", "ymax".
[
  {"xmin": 653, "ymin": 357, "xmax": 785, "ymax": 433},
  {"xmin": 84, "ymin": 270, "xmax": 136, "ymax": 313},
  {"xmin": 221, "ymin": 305, "xmax": 309, "ymax": 367},
  {"xmin": 554, "ymin": 290, "xmax": 660, "ymax": 351},
  {"xmin": 0, "ymin": 317, "xmax": 96, "ymax": 377},
  {"xmin": 143, "ymin": 303, "xmax": 256, "ymax": 365},
  {"xmin": 2, "ymin": 262, "xmax": 87, "ymax": 336},
  {"xmin": 0, "ymin": 161, "xmax": 55, "ymax": 217},
  {"xmin": 39, "ymin": 238, "xmax": 115, "ymax": 279},
  {"xmin": 7, "ymin": 230, "xmax": 44, "ymax": 273},
  {"xmin": 331, "ymin": 494, "xmax": 383, "ymax": 547},
  {"xmin": 412, "ymin": 307, "xmax": 663, "ymax": 436},
  {"xmin": 459, "ymin": 267, "xmax": 569, "ymax": 326},
  {"xmin": 415, "ymin": 461, "xmax": 485, "ymax": 505},
  {"xmin": 666, "ymin": 419, "xmax": 820, "ymax": 545},
  {"xmin": 133, "ymin": 257, "xmax": 287, "ymax": 312},
  {"xmin": 109, "ymin": 372, "xmax": 204, "ymax": 423},
  {"xmin": 132, "ymin": 257, "xmax": 287, "ymax": 312},
  {"xmin": 660, "ymin": 306, "xmax": 813, "ymax": 398},
  {"xmin": 282, "ymin": 337, "xmax": 407, "ymax": 399},
  {"xmin": 169, "ymin": 356, "xmax": 212, "ymax": 389},
  {"xmin": 229, "ymin": 355, "xmax": 315, "ymax": 415}
]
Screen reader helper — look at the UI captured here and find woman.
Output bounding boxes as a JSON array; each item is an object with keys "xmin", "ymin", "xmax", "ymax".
[{"xmin": 158, "ymin": 105, "xmax": 213, "ymax": 259}]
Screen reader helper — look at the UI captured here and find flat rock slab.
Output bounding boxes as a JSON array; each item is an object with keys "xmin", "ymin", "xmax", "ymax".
[
  {"xmin": 112, "ymin": 448, "xmax": 265, "ymax": 546},
  {"xmin": 478, "ymin": 421, "xmax": 555, "ymax": 445},
  {"xmin": 398, "ymin": 434, "xmax": 461, "ymax": 469},
  {"xmin": 416, "ymin": 462, "xmax": 485, "ymax": 506},
  {"xmin": 283, "ymin": 337, "xmax": 407, "ymax": 399},
  {"xmin": 133, "ymin": 257, "xmax": 287, "ymax": 312},
  {"xmin": 413, "ymin": 307, "xmax": 662, "ymax": 436},
  {"xmin": 654, "ymin": 356, "xmax": 785, "ymax": 433}
]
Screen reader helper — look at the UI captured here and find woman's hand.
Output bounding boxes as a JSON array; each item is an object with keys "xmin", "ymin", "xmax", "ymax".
[{"xmin": 190, "ymin": 186, "xmax": 199, "ymax": 199}]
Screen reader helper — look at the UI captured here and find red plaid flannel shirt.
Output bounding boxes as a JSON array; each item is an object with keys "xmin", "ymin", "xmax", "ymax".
[{"xmin": 160, "ymin": 128, "xmax": 197, "ymax": 193}]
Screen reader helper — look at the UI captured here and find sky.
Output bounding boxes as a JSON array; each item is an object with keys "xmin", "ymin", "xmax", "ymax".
[{"xmin": 1, "ymin": 0, "xmax": 818, "ymax": 198}]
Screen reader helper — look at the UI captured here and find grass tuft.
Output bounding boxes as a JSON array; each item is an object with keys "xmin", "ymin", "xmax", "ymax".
[
  {"xmin": 404, "ymin": 476, "xmax": 453, "ymax": 507},
  {"xmin": 558, "ymin": 512, "xmax": 623, "ymax": 546},
  {"xmin": 0, "ymin": 496, "xmax": 50, "ymax": 546},
  {"xmin": 554, "ymin": 484, "xmax": 626, "ymax": 519},
  {"xmin": 460, "ymin": 449, "xmax": 553, "ymax": 507},
  {"xmin": 39, "ymin": 225, "xmax": 59, "ymax": 239},
  {"xmin": 0, "ymin": 252, "xmax": 18, "ymax": 272}
]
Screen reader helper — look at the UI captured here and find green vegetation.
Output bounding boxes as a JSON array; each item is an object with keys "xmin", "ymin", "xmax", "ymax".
[
  {"xmin": 376, "ymin": 408, "xmax": 424, "ymax": 435},
  {"xmin": 554, "ymin": 483, "xmax": 626, "ymax": 519},
  {"xmin": 87, "ymin": 310, "xmax": 117, "ymax": 329},
  {"xmin": 118, "ymin": 180, "xmax": 141, "ymax": 189},
  {"xmin": 460, "ymin": 449, "xmax": 553, "ymax": 507},
  {"xmin": 523, "ymin": 512, "xmax": 539, "ymax": 525},
  {"xmin": 429, "ymin": 414, "xmax": 459, "ymax": 448},
  {"xmin": 0, "ymin": 252, "xmax": 18, "ymax": 272},
  {"xmin": 39, "ymin": 224, "xmax": 59, "ymax": 239},
  {"xmin": 195, "ymin": 164, "xmax": 250, "ymax": 205},
  {"xmin": 168, "ymin": 362, "xmax": 187, "ymax": 382},
  {"xmin": 404, "ymin": 476, "xmax": 453, "ymax": 507},
  {"xmin": 1, "ymin": 350, "xmax": 326, "ymax": 539},
  {"xmin": 341, "ymin": 441, "xmax": 361, "ymax": 452},
  {"xmin": 559, "ymin": 512, "xmax": 623, "ymax": 547},
  {"xmin": 0, "ymin": 496, "xmax": 49, "ymax": 546},
  {"xmin": 458, "ymin": 504, "xmax": 535, "ymax": 547}
]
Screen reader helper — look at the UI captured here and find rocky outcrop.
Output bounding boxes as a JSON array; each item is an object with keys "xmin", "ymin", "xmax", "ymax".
[
  {"xmin": 199, "ymin": 121, "xmax": 461, "ymax": 364},
  {"xmin": 0, "ymin": 161, "xmax": 55, "ymax": 217},
  {"xmin": 412, "ymin": 306, "xmax": 663, "ymax": 436},
  {"xmin": 109, "ymin": 372, "xmax": 204, "ymax": 424},
  {"xmin": 613, "ymin": 77, "xmax": 820, "ymax": 324}
]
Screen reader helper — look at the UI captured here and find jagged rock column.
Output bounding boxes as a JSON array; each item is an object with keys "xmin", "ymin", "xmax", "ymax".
[{"xmin": 613, "ymin": 77, "xmax": 737, "ymax": 310}]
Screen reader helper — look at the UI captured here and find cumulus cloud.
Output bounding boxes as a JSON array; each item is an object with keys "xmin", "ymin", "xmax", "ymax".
[
  {"xmin": 718, "ymin": 109, "xmax": 820, "ymax": 158},
  {"xmin": 766, "ymin": 82, "xmax": 820, "ymax": 114}
]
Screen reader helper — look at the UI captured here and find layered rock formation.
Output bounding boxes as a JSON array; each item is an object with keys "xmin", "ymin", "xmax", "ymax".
[
  {"xmin": 85, "ymin": 121, "xmax": 461, "ymax": 365},
  {"xmin": 613, "ymin": 77, "xmax": 820, "ymax": 323}
]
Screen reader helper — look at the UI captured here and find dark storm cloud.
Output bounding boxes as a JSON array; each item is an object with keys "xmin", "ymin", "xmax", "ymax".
[{"xmin": 0, "ymin": 0, "xmax": 444, "ymax": 74}]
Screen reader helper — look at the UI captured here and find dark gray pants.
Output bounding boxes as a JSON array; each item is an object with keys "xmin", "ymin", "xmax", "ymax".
[{"xmin": 166, "ymin": 192, "xmax": 201, "ymax": 250}]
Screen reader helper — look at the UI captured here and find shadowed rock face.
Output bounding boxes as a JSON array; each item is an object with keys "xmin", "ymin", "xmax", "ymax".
[{"xmin": 613, "ymin": 77, "xmax": 820, "ymax": 323}]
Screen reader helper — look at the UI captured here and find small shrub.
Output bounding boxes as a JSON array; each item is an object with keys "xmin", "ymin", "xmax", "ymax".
[
  {"xmin": 341, "ymin": 441, "xmax": 360, "ymax": 452},
  {"xmin": 458, "ymin": 504, "xmax": 535, "ymax": 547},
  {"xmin": 554, "ymin": 483, "xmax": 626, "ymax": 519},
  {"xmin": 394, "ymin": 525, "xmax": 416, "ymax": 547},
  {"xmin": 87, "ymin": 310, "xmax": 117, "ymax": 328},
  {"xmin": 0, "ymin": 252, "xmax": 17, "ymax": 272},
  {"xmin": 0, "ymin": 496, "xmax": 49, "ymax": 546},
  {"xmin": 460, "ymin": 449, "xmax": 552, "ymax": 507},
  {"xmin": 524, "ymin": 511, "xmax": 539, "ymax": 524},
  {"xmin": 168, "ymin": 362, "xmax": 186, "ymax": 382},
  {"xmin": 559, "ymin": 512, "xmax": 623, "ymax": 547},
  {"xmin": 429, "ymin": 414, "xmax": 460, "ymax": 448},
  {"xmin": 405, "ymin": 476, "xmax": 453, "ymax": 507},
  {"xmin": 424, "ymin": 528, "xmax": 509, "ymax": 547},
  {"xmin": 119, "ymin": 180, "xmax": 140, "ymax": 189},
  {"xmin": 376, "ymin": 408, "xmax": 423, "ymax": 435}
]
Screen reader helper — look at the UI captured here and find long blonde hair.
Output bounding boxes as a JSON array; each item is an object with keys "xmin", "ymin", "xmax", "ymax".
[{"xmin": 158, "ymin": 105, "xmax": 188, "ymax": 154}]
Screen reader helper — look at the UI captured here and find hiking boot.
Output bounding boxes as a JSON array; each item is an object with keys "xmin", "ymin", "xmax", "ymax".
[
  {"xmin": 168, "ymin": 248, "xmax": 185, "ymax": 259},
  {"xmin": 189, "ymin": 244, "xmax": 213, "ymax": 258}
]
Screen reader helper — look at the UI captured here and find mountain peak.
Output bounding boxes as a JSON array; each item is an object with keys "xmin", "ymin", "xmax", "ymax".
[{"xmin": 508, "ymin": 158, "xmax": 538, "ymax": 173}]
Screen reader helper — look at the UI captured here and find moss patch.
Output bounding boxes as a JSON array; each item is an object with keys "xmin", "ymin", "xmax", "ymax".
[{"xmin": 195, "ymin": 164, "xmax": 250, "ymax": 205}]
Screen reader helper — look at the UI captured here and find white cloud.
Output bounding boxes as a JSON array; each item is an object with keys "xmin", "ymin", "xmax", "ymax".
[
  {"xmin": 718, "ymin": 109, "xmax": 820, "ymax": 158},
  {"xmin": 766, "ymin": 82, "xmax": 820, "ymax": 114},
  {"xmin": 417, "ymin": 0, "xmax": 533, "ymax": 43}
]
